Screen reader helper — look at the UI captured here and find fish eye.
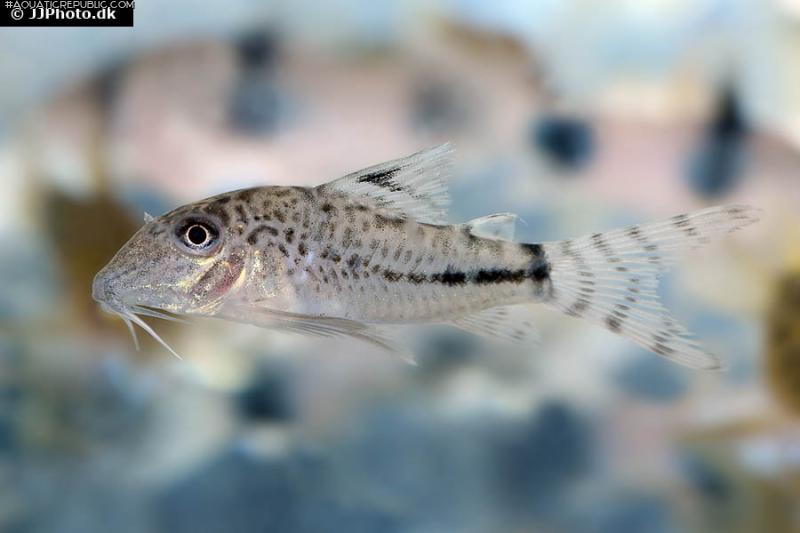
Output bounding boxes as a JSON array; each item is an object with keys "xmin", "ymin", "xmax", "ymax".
[{"xmin": 175, "ymin": 217, "xmax": 220, "ymax": 254}]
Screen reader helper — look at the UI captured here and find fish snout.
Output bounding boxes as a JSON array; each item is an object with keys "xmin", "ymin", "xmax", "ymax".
[{"xmin": 92, "ymin": 269, "xmax": 116, "ymax": 306}]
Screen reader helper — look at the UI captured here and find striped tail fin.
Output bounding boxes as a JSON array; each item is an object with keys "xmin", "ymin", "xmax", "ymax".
[{"xmin": 541, "ymin": 205, "xmax": 760, "ymax": 369}]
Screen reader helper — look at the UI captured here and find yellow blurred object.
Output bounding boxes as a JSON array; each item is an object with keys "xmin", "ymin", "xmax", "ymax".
[
  {"xmin": 681, "ymin": 421, "xmax": 800, "ymax": 533},
  {"xmin": 765, "ymin": 271, "xmax": 800, "ymax": 415}
]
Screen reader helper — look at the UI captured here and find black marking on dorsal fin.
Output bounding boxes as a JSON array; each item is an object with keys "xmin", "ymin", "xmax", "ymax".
[
  {"xmin": 356, "ymin": 166, "xmax": 403, "ymax": 192},
  {"xmin": 319, "ymin": 144, "xmax": 452, "ymax": 224}
]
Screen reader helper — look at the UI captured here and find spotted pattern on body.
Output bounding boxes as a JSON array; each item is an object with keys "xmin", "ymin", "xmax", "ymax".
[{"xmin": 171, "ymin": 185, "xmax": 552, "ymax": 323}]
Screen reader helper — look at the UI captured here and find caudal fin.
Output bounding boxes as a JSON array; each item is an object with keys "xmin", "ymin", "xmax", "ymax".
[{"xmin": 541, "ymin": 205, "xmax": 760, "ymax": 369}]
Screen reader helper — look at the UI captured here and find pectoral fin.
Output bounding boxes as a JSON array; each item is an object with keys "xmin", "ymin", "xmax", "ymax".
[
  {"xmin": 449, "ymin": 305, "xmax": 540, "ymax": 345},
  {"xmin": 218, "ymin": 305, "xmax": 416, "ymax": 364}
]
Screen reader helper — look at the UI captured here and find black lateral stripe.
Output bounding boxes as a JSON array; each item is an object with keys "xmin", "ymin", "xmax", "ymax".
[
  {"xmin": 473, "ymin": 269, "xmax": 526, "ymax": 284},
  {"xmin": 430, "ymin": 269, "xmax": 467, "ymax": 286},
  {"xmin": 398, "ymin": 264, "xmax": 549, "ymax": 286},
  {"xmin": 373, "ymin": 242, "xmax": 552, "ymax": 287},
  {"xmin": 383, "ymin": 269, "xmax": 404, "ymax": 282}
]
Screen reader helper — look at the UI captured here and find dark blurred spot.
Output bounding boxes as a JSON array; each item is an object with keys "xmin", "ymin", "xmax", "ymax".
[
  {"xmin": 492, "ymin": 400, "xmax": 592, "ymax": 516},
  {"xmin": 614, "ymin": 354, "xmax": 688, "ymax": 401},
  {"xmin": 0, "ymin": 417, "xmax": 16, "ymax": 453},
  {"xmin": 410, "ymin": 80, "xmax": 469, "ymax": 134},
  {"xmin": 93, "ymin": 59, "xmax": 128, "ymax": 116},
  {"xmin": 417, "ymin": 330, "xmax": 478, "ymax": 378},
  {"xmin": 680, "ymin": 452, "xmax": 732, "ymax": 503},
  {"xmin": 228, "ymin": 29, "xmax": 284, "ymax": 136},
  {"xmin": 687, "ymin": 87, "xmax": 749, "ymax": 199},
  {"xmin": 235, "ymin": 29, "xmax": 280, "ymax": 70},
  {"xmin": 530, "ymin": 114, "xmax": 594, "ymax": 171},
  {"xmin": 710, "ymin": 87, "xmax": 747, "ymax": 138},
  {"xmin": 236, "ymin": 369, "xmax": 294, "ymax": 423}
]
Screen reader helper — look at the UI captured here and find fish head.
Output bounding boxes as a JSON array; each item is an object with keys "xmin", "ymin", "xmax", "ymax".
[{"xmin": 93, "ymin": 205, "xmax": 247, "ymax": 318}]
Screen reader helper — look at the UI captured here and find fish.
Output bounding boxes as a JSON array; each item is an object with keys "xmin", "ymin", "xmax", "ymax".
[{"xmin": 92, "ymin": 145, "xmax": 760, "ymax": 368}]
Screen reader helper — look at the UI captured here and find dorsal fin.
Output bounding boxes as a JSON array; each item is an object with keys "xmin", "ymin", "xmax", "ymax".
[
  {"xmin": 461, "ymin": 213, "xmax": 519, "ymax": 241},
  {"xmin": 143, "ymin": 212, "xmax": 154, "ymax": 223},
  {"xmin": 318, "ymin": 144, "xmax": 453, "ymax": 224}
]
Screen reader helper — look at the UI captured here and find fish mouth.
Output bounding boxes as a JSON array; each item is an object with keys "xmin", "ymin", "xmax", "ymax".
[{"xmin": 93, "ymin": 270, "xmax": 188, "ymax": 360}]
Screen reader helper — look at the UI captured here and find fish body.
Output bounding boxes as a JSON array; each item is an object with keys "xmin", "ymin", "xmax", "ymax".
[
  {"xmin": 93, "ymin": 145, "xmax": 759, "ymax": 368},
  {"xmin": 191, "ymin": 186, "xmax": 549, "ymax": 322}
]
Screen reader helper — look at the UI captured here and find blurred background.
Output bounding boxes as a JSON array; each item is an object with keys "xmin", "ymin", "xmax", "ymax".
[{"xmin": 1, "ymin": 1, "xmax": 800, "ymax": 532}]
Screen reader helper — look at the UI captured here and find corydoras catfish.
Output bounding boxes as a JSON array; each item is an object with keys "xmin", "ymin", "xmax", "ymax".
[{"xmin": 93, "ymin": 145, "xmax": 759, "ymax": 368}]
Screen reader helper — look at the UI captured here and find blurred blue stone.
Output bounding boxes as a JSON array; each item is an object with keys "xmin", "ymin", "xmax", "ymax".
[
  {"xmin": 416, "ymin": 329, "xmax": 478, "ymax": 377},
  {"xmin": 155, "ymin": 445, "xmax": 405, "ymax": 533},
  {"xmin": 235, "ymin": 29, "xmax": 280, "ymax": 70},
  {"xmin": 93, "ymin": 58, "xmax": 128, "ymax": 114},
  {"xmin": 491, "ymin": 400, "xmax": 593, "ymax": 517},
  {"xmin": 228, "ymin": 76, "xmax": 282, "ymax": 135},
  {"xmin": 687, "ymin": 87, "xmax": 749, "ymax": 199},
  {"xmin": 0, "ymin": 239, "xmax": 59, "ymax": 321},
  {"xmin": 679, "ymin": 452, "xmax": 732, "ymax": 503},
  {"xmin": 236, "ymin": 368, "xmax": 294, "ymax": 423},
  {"xmin": 228, "ymin": 29, "xmax": 284, "ymax": 136},
  {"xmin": 0, "ymin": 416, "xmax": 16, "ymax": 453},
  {"xmin": 614, "ymin": 353, "xmax": 688, "ymax": 401},
  {"xmin": 0, "ymin": 517, "xmax": 31, "ymax": 533},
  {"xmin": 155, "ymin": 447, "xmax": 295, "ymax": 533},
  {"xmin": 75, "ymin": 360, "xmax": 151, "ymax": 443},
  {"xmin": 573, "ymin": 492, "xmax": 676, "ymax": 533},
  {"xmin": 295, "ymin": 499, "xmax": 404, "ymax": 533},
  {"xmin": 335, "ymin": 405, "xmax": 487, "ymax": 531},
  {"xmin": 530, "ymin": 115, "xmax": 595, "ymax": 171},
  {"xmin": 687, "ymin": 137, "xmax": 746, "ymax": 198}
]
